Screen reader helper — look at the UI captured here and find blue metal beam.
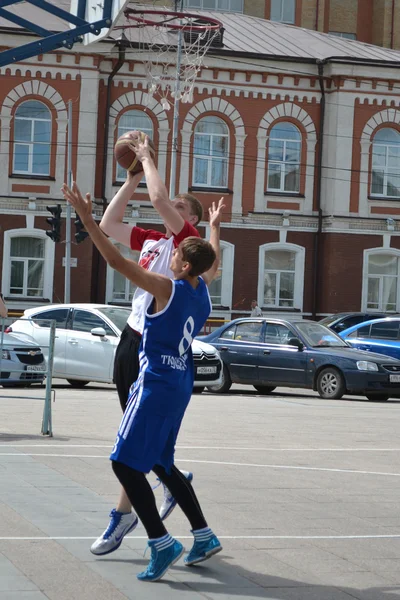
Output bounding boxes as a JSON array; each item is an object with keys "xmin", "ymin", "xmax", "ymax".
[
  {"xmin": 0, "ymin": 0, "xmax": 115, "ymax": 68},
  {"xmin": 26, "ymin": 0, "xmax": 88, "ymax": 28},
  {"xmin": 0, "ymin": 7, "xmax": 52, "ymax": 37}
]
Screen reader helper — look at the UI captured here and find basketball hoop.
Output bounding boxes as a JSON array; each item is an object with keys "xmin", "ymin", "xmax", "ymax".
[{"xmin": 114, "ymin": 8, "xmax": 224, "ymax": 110}]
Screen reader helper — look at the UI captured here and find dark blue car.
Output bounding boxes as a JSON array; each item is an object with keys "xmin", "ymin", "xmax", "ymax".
[
  {"xmin": 340, "ymin": 318, "xmax": 400, "ymax": 361},
  {"xmin": 199, "ymin": 318, "xmax": 400, "ymax": 401}
]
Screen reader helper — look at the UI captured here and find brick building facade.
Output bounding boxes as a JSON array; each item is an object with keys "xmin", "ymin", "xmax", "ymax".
[{"xmin": 2, "ymin": 7, "xmax": 400, "ymax": 320}]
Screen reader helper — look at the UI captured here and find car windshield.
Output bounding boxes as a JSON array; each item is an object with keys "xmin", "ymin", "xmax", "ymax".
[
  {"xmin": 97, "ymin": 307, "xmax": 131, "ymax": 333},
  {"xmin": 296, "ymin": 322, "xmax": 349, "ymax": 348},
  {"xmin": 319, "ymin": 314, "xmax": 346, "ymax": 326}
]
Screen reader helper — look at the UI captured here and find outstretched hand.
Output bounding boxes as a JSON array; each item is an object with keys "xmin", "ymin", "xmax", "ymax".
[
  {"xmin": 129, "ymin": 134, "xmax": 152, "ymax": 164},
  {"xmin": 62, "ymin": 182, "xmax": 93, "ymax": 225},
  {"xmin": 208, "ymin": 197, "xmax": 226, "ymax": 228}
]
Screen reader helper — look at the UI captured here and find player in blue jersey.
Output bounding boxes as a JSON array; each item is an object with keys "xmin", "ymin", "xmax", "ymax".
[{"xmin": 62, "ymin": 181, "xmax": 225, "ymax": 583}]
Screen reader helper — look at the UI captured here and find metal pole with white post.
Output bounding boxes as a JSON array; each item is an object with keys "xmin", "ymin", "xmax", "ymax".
[
  {"xmin": 64, "ymin": 100, "xmax": 72, "ymax": 303},
  {"xmin": 169, "ymin": 0, "xmax": 184, "ymax": 200}
]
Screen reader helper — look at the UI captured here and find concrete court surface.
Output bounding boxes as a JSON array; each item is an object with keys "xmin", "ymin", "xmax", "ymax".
[{"xmin": 1, "ymin": 382, "xmax": 400, "ymax": 599}]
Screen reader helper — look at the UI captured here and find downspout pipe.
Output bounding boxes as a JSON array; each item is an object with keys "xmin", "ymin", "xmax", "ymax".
[
  {"xmin": 101, "ymin": 43, "xmax": 126, "ymax": 210},
  {"xmin": 312, "ymin": 59, "xmax": 326, "ymax": 320},
  {"xmin": 91, "ymin": 43, "xmax": 125, "ymax": 303},
  {"xmin": 391, "ymin": 0, "xmax": 396, "ymax": 49}
]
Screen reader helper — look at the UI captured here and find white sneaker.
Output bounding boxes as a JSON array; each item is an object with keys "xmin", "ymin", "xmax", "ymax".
[
  {"xmin": 159, "ymin": 471, "xmax": 193, "ymax": 521},
  {"xmin": 90, "ymin": 509, "xmax": 138, "ymax": 556}
]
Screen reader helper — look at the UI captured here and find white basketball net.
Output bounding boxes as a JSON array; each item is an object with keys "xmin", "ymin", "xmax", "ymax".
[{"xmin": 122, "ymin": 10, "xmax": 221, "ymax": 110}]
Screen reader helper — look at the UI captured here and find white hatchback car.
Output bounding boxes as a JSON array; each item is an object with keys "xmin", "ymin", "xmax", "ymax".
[{"xmin": 8, "ymin": 304, "xmax": 222, "ymax": 392}]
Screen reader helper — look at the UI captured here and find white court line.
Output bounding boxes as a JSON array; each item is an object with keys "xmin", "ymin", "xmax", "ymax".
[
  {"xmin": 2, "ymin": 452, "xmax": 400, "ymax": 478},
  {"xmin": 2, "ymin": 534, "xmax": 400, "ymax": 541},
  {"xmin": 2, "ymin": 444, "xmax": 400, "ymax": 452}
]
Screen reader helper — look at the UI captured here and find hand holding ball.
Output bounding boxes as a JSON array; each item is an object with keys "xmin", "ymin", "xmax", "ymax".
[{"xmin": 114, "ymin": 130, "xmax": 156, "ymax": 174}]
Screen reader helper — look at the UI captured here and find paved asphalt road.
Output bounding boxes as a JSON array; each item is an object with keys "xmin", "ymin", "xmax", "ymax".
[{"xmin": 1, "ymin": 382, "xmax": 400, "ymax": 599}]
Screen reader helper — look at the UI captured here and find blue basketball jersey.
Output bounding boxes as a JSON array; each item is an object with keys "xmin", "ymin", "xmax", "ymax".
[
  {"xmin": 136, "ymin": 276, "xmax": 212, "ymax": 416},
  {"xmin": 110, "ymin": 276, "xmax": 212, "ymax": 473}
]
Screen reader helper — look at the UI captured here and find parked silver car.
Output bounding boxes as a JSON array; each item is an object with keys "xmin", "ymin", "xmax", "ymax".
[
  {"xmin": 0, "ymin": 332, "xmax": 46, "ymax": 387},
  {"xmin": 8, "ymin": 304, "xmax": 222, "ymax": 391}
]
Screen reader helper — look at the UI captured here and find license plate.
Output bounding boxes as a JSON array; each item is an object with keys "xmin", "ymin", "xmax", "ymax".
[
  {"xmin": 27, "ymin": 365, "xmax": 46, "ymax": 372},
  {"xmin": 197, "ymin": 366, "xmax": 217, "ymax": 374},
  {"xmin": 390, "ymin": 374, "xmax": 400, "ymax": 383}
]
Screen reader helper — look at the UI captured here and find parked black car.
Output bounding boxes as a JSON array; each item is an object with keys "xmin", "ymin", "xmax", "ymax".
[
  {"xmin": 319, "ymin": 312, "xmax": 388, "ymax": 334},
  {"xmin": 199, "ymin": 317, "xmax": 400, "ymax": 401}
]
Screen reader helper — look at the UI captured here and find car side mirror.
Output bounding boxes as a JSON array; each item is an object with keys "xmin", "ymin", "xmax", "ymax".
[
  {"xmin": 91, "ymin": 327, "xmax": 107, "ymax": 337},
  {"xmin": 288, "ymin": 338, "xmax": 304, "ymax": 351}
]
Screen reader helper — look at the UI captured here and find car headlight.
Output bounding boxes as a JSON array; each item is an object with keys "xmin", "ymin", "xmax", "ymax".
[
  {"xmin": 1, "ymin": 349, "xmax": 10, "ymax": 360},
  {"xmin": 357, "ymin": 361, "xmax": 379, "ymax": 372}
]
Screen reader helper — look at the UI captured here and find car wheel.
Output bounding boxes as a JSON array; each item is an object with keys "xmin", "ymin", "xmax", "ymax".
[
  {"xmin": 366, "ymin": 393, "xmax": 389, "ymax": 402},
  {"xmin": 253, "ymin": 385, "xmax": 276, "ymax": 394},
  {"xmin": 193, "ymin": 387, "xmax": 205, "ymax": 394},
  {"xmin": 207, "ymin": 364, "xmax": 232, "ymax": 394},
  {"xmin": 316, "ymin": 367, "xmax": 346, "ymax": 400},
  {"xmin": 67, "ymin": 379, "xmax": 90, "ymax": 388}
]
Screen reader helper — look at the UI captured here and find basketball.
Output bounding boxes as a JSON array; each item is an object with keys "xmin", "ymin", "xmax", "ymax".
[{"xmin": 114, "ymin": 130, "xmax": 156, "ymax": 174}]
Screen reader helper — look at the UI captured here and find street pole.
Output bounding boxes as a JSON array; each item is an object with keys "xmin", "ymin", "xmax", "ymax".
[
  {"xmin": 169, "ymin": 0, "xmax": 184, "ymax": 200},
  {"xmin": 65, "ymin": 100, "xmax": 72, "ymax": 303}
]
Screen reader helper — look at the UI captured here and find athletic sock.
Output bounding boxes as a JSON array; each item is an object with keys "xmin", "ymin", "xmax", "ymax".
[
  {"xmin": 192, "ymin": 527, "xmax": 213, "ymax": 542},
  {"xmin": 150, "ymin": 533, "xmax": 174, "ymax": 550}
]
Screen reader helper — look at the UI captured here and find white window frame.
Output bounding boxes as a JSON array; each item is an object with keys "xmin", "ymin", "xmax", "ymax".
[
  {"xmin": 106, "ymin": 242, "xmax": 140, "ymax": 304},
  {"xmin": 207, "ymin": 239, "xmax": 234, "ymax": 307},
  {"xmin": 193, "ymin": 116, "xmax": 229, "ymax": 189},
  {"xmin": 329, "ymin": 31, "xmax": 357, "ymax": 40},
  {"xmin": 116, "ymin": 110, "xmax": 154, "ymax": 182},
  {"xmin": 362, "ymin": 248, "xmax": 400, "ymax": 312},
  {"xmin": 371, "ymin": 128, "xmax": 400, "ymax": 199},
  {"xmin": 13, "ymin": 100, "xmax": 51, "ymax": 176},
  {"xmin": 258, "ymin": 243, "xmax": 305, "ymax": 311},
  {"xmin": 183, "ymin": 0, "xmax": 243, "ymax": 12},
  {"xmin": 271, "ymin": 0, "xmax": 296, "ymax": 24},
  {"xmin": 267, "ymin": 122, "xmax": 301, "ymax": 193},
  {"xmin": 2, "ymin": 229, "xmax": 55, "ymax": 300}
]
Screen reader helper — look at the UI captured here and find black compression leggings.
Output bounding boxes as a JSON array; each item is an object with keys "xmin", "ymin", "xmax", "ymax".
[{"xmin": 112, "ymin": 461, "xmax": 208, "ymax": 539}]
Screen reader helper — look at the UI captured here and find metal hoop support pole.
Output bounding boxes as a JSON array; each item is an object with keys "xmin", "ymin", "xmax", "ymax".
[
  {"xmin": 64, "ymin": 100, "xmax": 73, "ymax": 303},
  {"xmin": 169, "ymin": 0, "xmax": 184, "ymax": 201},
  {"xmin": 41, "ymin": 320, "xmax": 55, "ymax": 436}
]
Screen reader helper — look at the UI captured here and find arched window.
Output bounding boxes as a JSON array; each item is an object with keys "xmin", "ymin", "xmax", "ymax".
[
  {"xmin": 267, "ymin": 122, "xmax": 301, "ymax": 193},
  {"xmin": 10, "ymin": 237, "xmax": 45, "ymax": 297},
  {"xmin": 371, "ymin": 128, "xmax": 400, "ymax": 198},
  {"xmin": 117, "ymin": 110, "xmax": 153, "ymax": 180},
  {"xmin": 264, "ymin": 250, "xmax": 296, "ymax": 307},
  {"xmin": 193, "ymin": 116, "xmax": 229, "ymax": 188},
  {"xmin": 258, "ymin": 243, "xmax": 305, "ymax": 310},
  {"xmin": 107, "ymin": 244, "xmax": 140, "ymax": 303},
  {"xmin": 365, "ymin": 252, "xmax": 400, "ymax": 312},
  {"xmin": 13, "ymin": 100, "xmax": 51, "ymax": 175}
]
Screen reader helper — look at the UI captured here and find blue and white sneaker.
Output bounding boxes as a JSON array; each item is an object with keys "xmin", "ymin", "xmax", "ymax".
[
  {"xmin": 90, "ymin": 509, "xmax": 138, "ymax": 556},
  {"xmin": 159, "ymin": 470, "xmax": 193, "ymax": 521},
  {"xmin": 137, "ymin": 537, "xmax": 184, "ymax": 582},
  {"xmin": 184, "ymin": 531, "xmax": 222, "ymax": 566}
]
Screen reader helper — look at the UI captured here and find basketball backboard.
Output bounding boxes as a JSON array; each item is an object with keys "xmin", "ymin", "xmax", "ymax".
[{"xmin": 70, "ymin": 0, "xmax": 129, "ymax": 45}]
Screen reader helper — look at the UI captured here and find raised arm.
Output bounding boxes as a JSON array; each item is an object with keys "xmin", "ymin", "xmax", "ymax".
[
  {"xmin": 202, "ymin": 198, "xmax": 225, "ymax": 286},
  {"xmin": 131, "ymin": 136, "xmax": 185, "ymax": 235},
  {"xmin": 0, "ymin": 294, "xmax": 7, "ymax": 319},
  {"xmin": 62, "ymin": 183, "xmax": 172, "ymax": 303},
  {"xmin": 100, "ymin": 171, "xmax": 143, "ymax": 246}
]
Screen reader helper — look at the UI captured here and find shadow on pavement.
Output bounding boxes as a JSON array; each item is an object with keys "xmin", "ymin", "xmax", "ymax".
[
  {"xmin": 0, "ymin": 432, "xmax": 71, "ymax": 442},
  {"xmin": 96, "ymin": 554, "xmax": 400, "ymax": 599}
]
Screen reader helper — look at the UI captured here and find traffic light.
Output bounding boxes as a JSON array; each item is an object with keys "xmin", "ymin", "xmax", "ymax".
[
  {"xmin": 45, "ymin": 205, "xmax": 62, "ymax": 243},
  {"xmin": 74, "ymin": 213, "xmax": 88, "ymax": 244}
]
